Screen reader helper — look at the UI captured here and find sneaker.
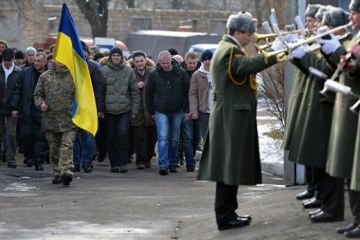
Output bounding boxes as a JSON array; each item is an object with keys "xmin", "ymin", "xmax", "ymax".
[
  {"xmin": 23, "ymin": 158, "xmax": 33, "ymax": 167},
  {"xmin": 61, "ymin": 174, "xmax": 72, "ymax": 186},
  {"xmin": 159, "ymin": 168, "xmax": 168, "ymax": 176}
]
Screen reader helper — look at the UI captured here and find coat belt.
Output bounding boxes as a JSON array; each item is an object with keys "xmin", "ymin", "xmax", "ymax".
[{"xmin": 212, "ymin": 92, "xmax": 224, "ymax": 101}]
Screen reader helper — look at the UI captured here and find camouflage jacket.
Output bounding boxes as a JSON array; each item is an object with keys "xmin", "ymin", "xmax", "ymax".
[{"xmin": 33, "ymin": 65, "xmax": 77, "ymax": 132}]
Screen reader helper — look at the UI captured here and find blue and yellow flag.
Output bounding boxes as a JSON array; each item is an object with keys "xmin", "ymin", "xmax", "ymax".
[{"xmin": 54, "ymin": 3, "xmax": 98, "ymax": 136}]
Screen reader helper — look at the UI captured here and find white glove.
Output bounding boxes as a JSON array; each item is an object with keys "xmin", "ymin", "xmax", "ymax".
[
  {"xmin": 284, "ymin": 33, "xmax": 299, "ymax": 44},
  {"xmin": 291, "ymin": 45, "xmax": 308, "ymax": 59},
  {"xmin": 271, "ymin": 37, "xmax": 285, "ymax": 51},
  {"xmin": 317, "ymin": 34, "xmax": 341, "ymax": 54}
]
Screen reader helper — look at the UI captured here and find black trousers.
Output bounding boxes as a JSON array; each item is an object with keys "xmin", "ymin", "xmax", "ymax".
[
  {"xmin": 21, "ymin": 118, "xmax": 49, "ymax": 165},
  {"xmin": 215, "ymin": 182, "xmax": 239, "ymax": 224},
  {"xmin": 95, "ymin": 117, "xmax": 107, "ymax": 158},
  {"xmin": 133, "ymin": 125, "xmax": 157, "ymax": 165},
  {"xmin": 349, "ymin": 189, "xmax": 360, "ymax": 223},
  {"xmin": 318, "ymin": 169, "xmax": 344, "ymax": 217}
]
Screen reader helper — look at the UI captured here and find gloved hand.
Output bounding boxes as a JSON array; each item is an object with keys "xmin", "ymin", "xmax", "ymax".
[
  {"xmin": 271, "ymin": 37, "xmax": 285, "ymax": 51},
  {"xmin": 284, "ymin": 33, "xmax": 299, "ymax": 43},
  {"xmin": 317, "ymin": 34, "xmax": 341, "ymax": 54},
  {"xmin": 291, "ymin": 45, "xmax": 308, "ymax": 59}
]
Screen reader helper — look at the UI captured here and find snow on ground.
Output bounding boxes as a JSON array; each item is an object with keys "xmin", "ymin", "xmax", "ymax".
[{"xmin": 257, "ymin": 117, "xmax": 284, "ymax": 164}]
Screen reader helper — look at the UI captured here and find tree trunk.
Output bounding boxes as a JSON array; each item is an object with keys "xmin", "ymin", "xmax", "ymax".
[{"xmin": 74, "ymin": 0, "xmax": 108, "ymax": 37}]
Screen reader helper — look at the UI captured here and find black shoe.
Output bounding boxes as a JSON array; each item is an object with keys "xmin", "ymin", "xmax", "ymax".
[
  {"xmin": 337, "ymin": 222, "xmax": 359, "ymax": 234},
  {"xmin": 23, "ymin": 158, "xmax": 33, "ymax": 167},
  {"xmin": 52, "ymin": 175, "xmax": 62, "ymax": 184},
  {"xmin": 120, "ymin": 166, "xmax": 128, "ymax": 173},
  {"xmin": 303, "ymin": 198, "xmax": 321, "ymax": 209},
  {"xmin": 73, "ymin": 164, "xmax": 81, "ymax": 172},
  {"xmin": 137, "ymin": 164, "xmax": 145, "ymax": 170},
  {"xmin": 110, "ymin": 166, "xmax": 120, "ymax": 173},
  {"xmin": 310, "ymin": 210, "xmax": 343, "ymax": 223},
  {"xmin": 345, "ymin": 226, "xmax": 360, "ymax": 238},
  {"xmin": 7, "ymin": 163, "xmax": 16, "ymax": 169},
  {"xmin": 169, "ymin": 168, "xmax": 177, "ymax": 173},
  {"xmin": 159, "ymin": 168, "xmax": 168, "ymax": 176},
  {"xmin": 82, "ymin": 163, "xmax": 93, "ymax": 173},
  {"xmin": 237, "ymin": 214, "xmax": 252, "ymax": 221},
  {"xmin": 35, "ymin": 164, "xmax": 44, "ymax": 171},
  {"xmin": 218, "ymin": 217, "xmax": 250, "ymax": 231},
  {"xmin": 296, "ymin": 190, "xmax": 314, "ymax": 200},
  {"xmin": 61, "ymin": 174, "xmax": 72, "ymax": 186},
  {"xmin": 97, "ymin": 153, "xmax": 105, "ymax": 163},
  {"xmin": 186, "ymin": 166, "xmax": 195, "ymax": 172},
  {"xmin": 308, "ymin": 208, "xmax": 322, "ymax": 216}
]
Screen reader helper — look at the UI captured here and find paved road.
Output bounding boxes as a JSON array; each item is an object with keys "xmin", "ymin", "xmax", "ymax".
[{"xmin": 0, "ymin": 160, "xmax": 353, "ymax": 240}]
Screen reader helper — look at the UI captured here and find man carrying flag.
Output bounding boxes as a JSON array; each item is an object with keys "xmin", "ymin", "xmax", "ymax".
[{"xmin": 34, "ymin": 3, "xmax": 97, "ymax": 186}]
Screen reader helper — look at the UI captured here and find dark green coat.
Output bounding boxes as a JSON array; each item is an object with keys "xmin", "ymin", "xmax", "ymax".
[
  {"xmin": 287, "ymin": 52, "xmax": 334, "ymax": 169},
  {"xmin": 283, "ymin": 68, "xmax": 306, "ymax": 151},
  {"xmin": 326, "ymin": 35, "xmax": 360, "ymax": 192},
  {"xmin": 197, "ymin": 35, "xmax": 277, "ymax": 185}
]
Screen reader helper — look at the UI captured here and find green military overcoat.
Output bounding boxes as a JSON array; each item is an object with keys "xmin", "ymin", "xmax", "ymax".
[
  {"xmin": 287, "ymin": 52, "xmax": 334, "ymax": 168},
  {"xmin": 326, "ymin": 34, "xmax": 360, "ymax": 191},
  {"xmin": 197, "ymin": 35, "xmax": 277, "ymax": 185},
  {"xmin": 283, "ymin": 68, "xmax": 306, "ymax": 151}
]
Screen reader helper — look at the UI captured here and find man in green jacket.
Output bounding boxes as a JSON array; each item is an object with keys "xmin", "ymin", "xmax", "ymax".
[{"xmin": 197, "ymin": 11, "xmax": 279, "ymax": 231}]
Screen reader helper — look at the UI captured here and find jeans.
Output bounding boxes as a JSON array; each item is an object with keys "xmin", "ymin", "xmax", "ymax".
[
  {"xmin": 181, "ymin": 118, "xmax": 196, "ymax": 168},
  {"xmin": 155, "ymin": 111, "xmax": 183, "ymax": 169},
  {"xmin": 106, "ymin": 112, "xmax": 130, "ymax": 168},
  {"xmin": 73, "ymin": 128, "xmax": 95, "ymax": 166}
]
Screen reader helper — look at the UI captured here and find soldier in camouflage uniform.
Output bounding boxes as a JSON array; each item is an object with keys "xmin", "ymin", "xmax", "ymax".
[{"xmin": 33, "ymin": 61, "xmax": 77, "ymax": 186}]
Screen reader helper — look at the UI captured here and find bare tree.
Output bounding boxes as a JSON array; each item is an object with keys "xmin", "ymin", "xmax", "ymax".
[
  {"xmin": 258, "ymin": 64, "xmax": 285, "ymax": 131},
  {"xmin": 74, "ymin": 0, "xmax": 108, "ymax": 37}
]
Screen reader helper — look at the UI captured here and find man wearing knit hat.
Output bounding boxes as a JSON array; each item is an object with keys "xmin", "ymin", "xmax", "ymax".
[
  {"xmin": 100, "ymin": 47, "xmax": 140, "ymax": 173},
  {"xmin": 20, "ymin": 46, "xmax": 37, "ymax": 69},
  {"xmin": 197, "ymin": 11, "xmax": 280, "ymax": 231},
  {"xmin": 317, "ymin": 0, "xmax": 360, "ymax": 237},
  {"xmin": 189, "ymin": 49, "xmax": 213, "ymax": 145}
]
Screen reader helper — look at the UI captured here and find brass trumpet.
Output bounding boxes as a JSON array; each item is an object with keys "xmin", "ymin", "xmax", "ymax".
[{"xmin": 262, "ymin": 22, "xmax": 352, "ymax": 61}]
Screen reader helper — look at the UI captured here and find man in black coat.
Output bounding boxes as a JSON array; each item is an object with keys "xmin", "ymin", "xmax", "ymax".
[
  {"xmin": 10, "ymin": 51, "xmax": 48, "ymax": 170},
  {"xmin": 0, "ymin": 48, "xmax": 21, "ymax": 168}
]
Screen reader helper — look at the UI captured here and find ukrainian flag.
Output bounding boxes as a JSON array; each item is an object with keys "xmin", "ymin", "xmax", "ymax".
[{"xmin": 54, "ymin": 3, "xmax": 98, "ymax": 136}]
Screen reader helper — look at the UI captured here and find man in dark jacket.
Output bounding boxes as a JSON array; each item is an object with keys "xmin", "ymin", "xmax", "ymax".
[
  {"xmin": 10, "ymin": 51, "xmax": 49, "ymax": 171},
  {"xmin": 145, "ymin": 50, "xmax": 189, "ymax": 175},
  {"xmin": 72, "ymin": 41, "xmax": 105, "ymax": 173},
  {"xmin": 0, "ymin": 48, "xmax": 21, "ymax": 168},
  {"xmin": 197, "ymin": 11, "xmax": 279, "ymax": 231},
  {"xmin": 130, "ymin": 51, "xmax": 156, "ymax": 169}
]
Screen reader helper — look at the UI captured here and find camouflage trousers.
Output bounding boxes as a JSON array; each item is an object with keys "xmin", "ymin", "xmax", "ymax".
[{"xmin": 45, "ymin": 130, "xmax": 76, "ymax": 176}]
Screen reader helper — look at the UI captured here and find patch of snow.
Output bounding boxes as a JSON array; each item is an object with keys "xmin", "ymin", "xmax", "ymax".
[{"xmin": 258, "ymin": 123, "xmax": 284, "ymax": 164}]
